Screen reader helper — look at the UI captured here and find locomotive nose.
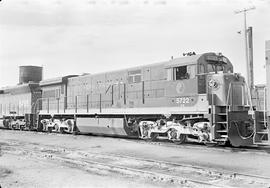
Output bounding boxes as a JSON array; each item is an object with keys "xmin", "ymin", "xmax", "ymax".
[{"xmin": 207, "ymin": 73, "xmax": 247, "ymax": 106}]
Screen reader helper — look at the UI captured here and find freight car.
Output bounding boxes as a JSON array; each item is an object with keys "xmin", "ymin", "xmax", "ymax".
[{"xmin": 37, "ymin": 52, "xmax": 269, "ymax": 147}]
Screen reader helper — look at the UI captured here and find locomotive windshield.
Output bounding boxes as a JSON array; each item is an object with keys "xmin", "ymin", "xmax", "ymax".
[
  {"xmin": 205, "ymin": 55, "xmax": 229, "ymax": 73},
  {"xmin": 207, "ymin": 63, "xmax": 225, "ymax": 73}
]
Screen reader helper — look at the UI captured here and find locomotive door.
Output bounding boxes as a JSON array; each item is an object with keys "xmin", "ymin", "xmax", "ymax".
[
  {"xmin": 143, "ymin": 68, "xmax": 151, "ymax": 81},
  {"xmin": 113, "ymin": 83, "xmax": 125, "ymax": 108},
  {"xmin": 198, "ymin": 75, "xmax": 206, "ymax": 94}
]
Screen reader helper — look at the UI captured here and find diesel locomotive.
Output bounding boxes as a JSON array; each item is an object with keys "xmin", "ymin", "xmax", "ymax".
[{"xmin": 0, "ymin": 52, "xmax": 269, "ymax": 147}]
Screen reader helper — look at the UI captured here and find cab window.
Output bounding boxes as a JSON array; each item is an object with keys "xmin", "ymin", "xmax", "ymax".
[
  {"xmin": 207, "ymin": 64, "xmax": 215, "ymax": 73},
  {"xmin": 174, "ymin": 66, "xmax": 188, "ymax": 80},
  {"xmin": 167, "ymin": 65, "xmax": 196, "ymax": 81}
]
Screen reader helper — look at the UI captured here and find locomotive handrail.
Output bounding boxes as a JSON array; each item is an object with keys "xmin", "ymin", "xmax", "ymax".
[
  {"xmin": 226, "ymin": 82, "xmax": 253, "ymax": 112},
  {"xmin": 226, "ymin": 82, "xmax": 232, "ymax": 111},
  {"xmin": 38, "ymin": 85, "xmax": 167, "ymax": 114},
  {"xmin": 263, "ymin": 86, "xmax": 267, "ymax": 128},
  {"xmin": 244, "ymin": 82, "xmax": 254, "ymax": 113},
  {"xmin": 195, "ymin": 72, "xmax": 216, "ymax": 76}
]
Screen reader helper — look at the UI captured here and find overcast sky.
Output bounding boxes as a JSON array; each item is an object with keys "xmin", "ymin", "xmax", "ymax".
[{"xmin": 0, "ymin": 0, "xmax": 270, "ymax": 87}]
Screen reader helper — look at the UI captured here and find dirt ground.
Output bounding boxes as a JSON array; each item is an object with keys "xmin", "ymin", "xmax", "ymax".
[{"xmin": 0, "ymin": 130, "xmax": 270, "ymax": 188}]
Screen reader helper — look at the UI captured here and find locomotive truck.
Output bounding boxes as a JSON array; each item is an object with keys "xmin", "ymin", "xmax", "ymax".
[{"xmin": 0, "ymin": 52, "xmax": 269, "ymax": 147}]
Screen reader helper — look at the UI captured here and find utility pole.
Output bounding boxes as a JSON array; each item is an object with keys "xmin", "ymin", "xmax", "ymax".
[
  {"xmin": 247, "ymin": 26, "xmax": 254, "ymax": 90},
  {"xmin": 235, "ymin": 6, "xmax": 255, "ymax": 92}
]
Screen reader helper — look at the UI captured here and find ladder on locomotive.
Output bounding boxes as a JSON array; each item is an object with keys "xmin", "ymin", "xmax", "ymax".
[
  {"xmin": 253, "ymin": 87, "xmax": 269, "ymax": 145},
  {"xmin": 212, "ymin": 105, "xmax": 229, "ymax": 143},
  {"xmin": 211, "ymin": 82, "xmax": 242, "ymax": 143}
]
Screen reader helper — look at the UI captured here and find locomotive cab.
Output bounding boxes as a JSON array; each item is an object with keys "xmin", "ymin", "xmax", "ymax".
[
  {"xmin": 164, "ymin": 53, "xmax": 235, "ymax": 106},
  {"xmin": 165, "ymin": 53, "xmax": 234, "ymax": 96},
  {"xmin": 203, "ymin": 54, "xmax": 247, "ymax": 107},
  {"xmin": 164, "ymin": 53, "xmax": 260, "ymax": 146}
]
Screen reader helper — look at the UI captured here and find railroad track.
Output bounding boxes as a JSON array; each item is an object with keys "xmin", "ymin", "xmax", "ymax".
[
  {"xmin": 128, "ymin": 136, "xmax": 270, "ymax": 156},
  {"xmin": 1, "ymin": 138, "xmax": 270, "ymax": 188},
  {"xmin": 0, "ymin": 143, "xmax": 220, "ymax": 187},
  {"xmin": 96, "ymin": 151, "xmax": 270, "ymax": 181},
  {"xmin": 2, "ymin": 128, "xmax": 270, "ymax": 154}
]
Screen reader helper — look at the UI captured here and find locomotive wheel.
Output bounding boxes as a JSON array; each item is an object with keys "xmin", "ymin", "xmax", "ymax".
[
  {"xmin": 173, "ymin": 134, "xmax": 186, "ymax": 145},
  {"xmin": 169, "ymin": 128, "xmax": 186, "ymax": 145}
]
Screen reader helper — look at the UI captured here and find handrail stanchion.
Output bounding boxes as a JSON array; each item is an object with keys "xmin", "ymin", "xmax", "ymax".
[
  {"xmin": 264, "ymin": 86, "xmax": 267, "ymax": 128},
  {"xmin": 75, "ymin": 96, "xmax": 78, "ymax": 113},
  {"xmin": 47, "ymin": 98, "xmax": 49, "ymax": 113},
  {"xmin": 99, "ymin": 93, "xmax": 102, "ymax": 113},
  {"xmin": 57, "ymin": 98, "xmax": 60, "ymax": 113},
  {"xmin": 111, "ymin": 85, "xmax": 114, "ymax": 106},
  {"xmin": 87, "ymin": 94, "xmax": 89, "ymax": 113},
  {"xmin": 64, "ymin": 97, "xmax": 66, "ymax": 113}
]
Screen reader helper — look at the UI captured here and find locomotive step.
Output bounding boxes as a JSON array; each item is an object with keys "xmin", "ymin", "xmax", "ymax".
[
  {"xmin": 216, "ymin": 121, "xmax": 227, "ymax": 124},
  {"xmin": 256, "ymin": 131, "xmax": 269, "ymax": 134},
  {"xmin": 213, "ymin": 138, "xmax": 228, "ymax": 142},
  {"xmin": 216, "ymin": 130, "xmax": 228, "ymax": 133},
  {"xmin": 255, "ymin": 141, "xmax": 270, "ymax": 146},
  {"xmin": 217, "ymin": 113, "xmax": 227, "ymax": 115}
]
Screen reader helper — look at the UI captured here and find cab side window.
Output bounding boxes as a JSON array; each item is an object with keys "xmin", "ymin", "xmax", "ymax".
[{"xmin": 174, "ymin": 66, "xmax": 188, "ymax": 80}]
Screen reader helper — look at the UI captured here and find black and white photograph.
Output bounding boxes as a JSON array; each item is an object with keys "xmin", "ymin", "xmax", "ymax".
[{"xmin": 0, "ymin": 0, "xmax": 270, "ymax": 187}]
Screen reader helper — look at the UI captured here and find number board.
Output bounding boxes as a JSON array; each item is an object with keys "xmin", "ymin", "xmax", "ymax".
[
  {"xmin": 174, "ymin": 96, "xmax": 198, "ymax": 107},
  {"xmin": 206, "ymin": 55, "xmax": 218, "ymax": 62}
]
